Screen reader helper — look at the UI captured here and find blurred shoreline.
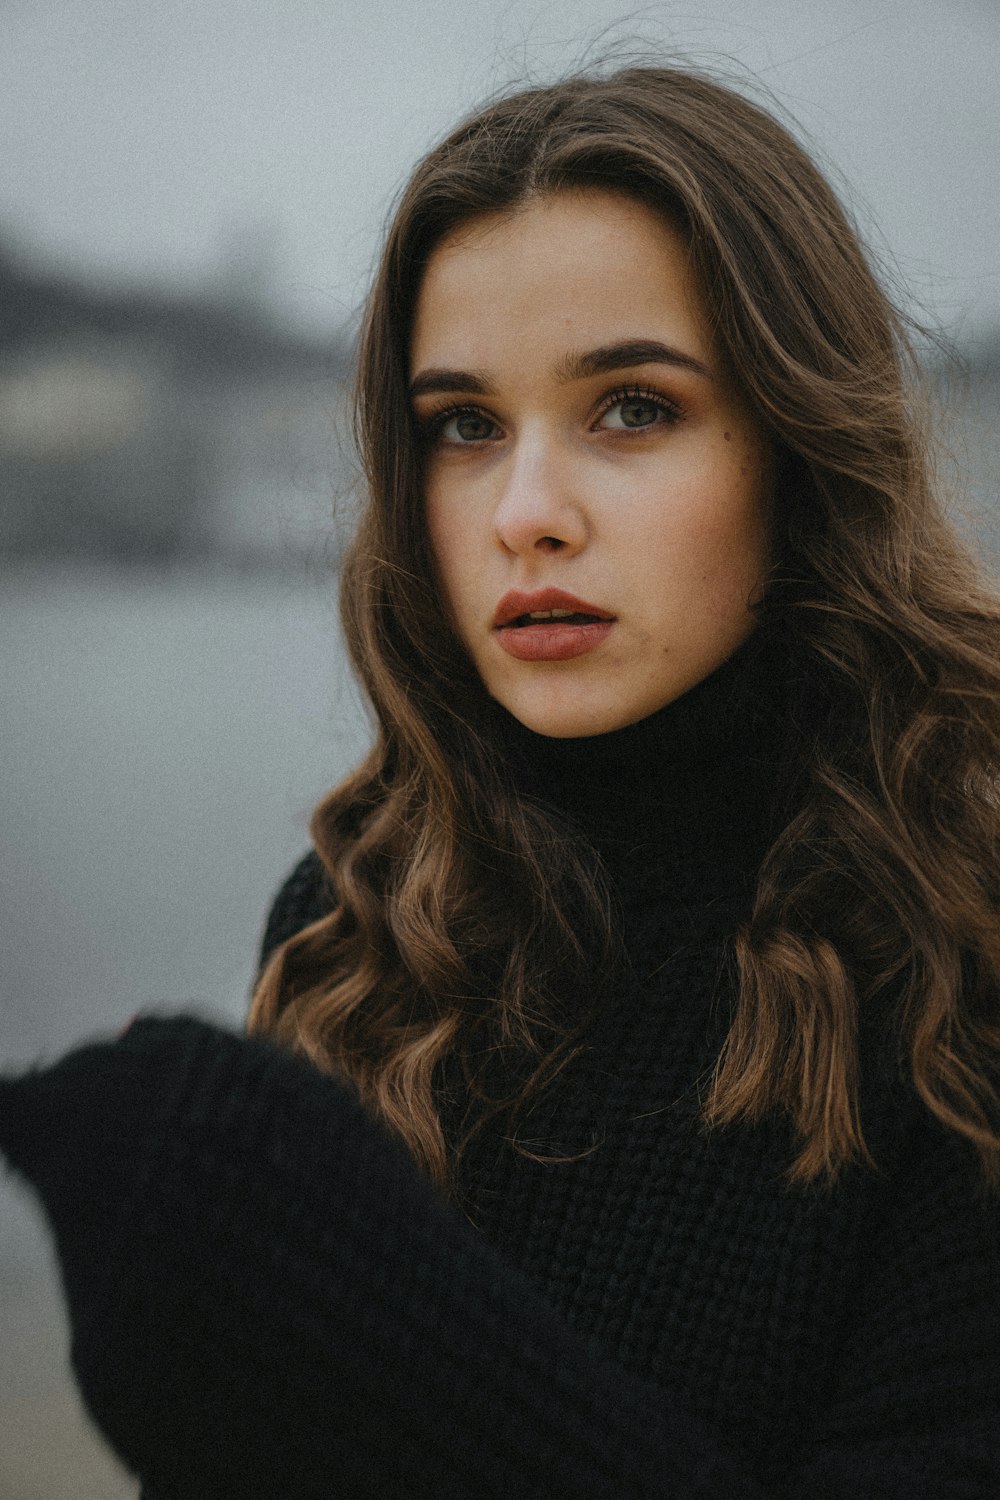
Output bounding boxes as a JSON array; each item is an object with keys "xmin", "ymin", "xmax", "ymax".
[
  {"xmin": 2, "ymin": 233, "xmax": 998, "ymax": 575},
  {"xmin": 2, "ymin": 235, "xmax": 998, "ymax": 1500}
]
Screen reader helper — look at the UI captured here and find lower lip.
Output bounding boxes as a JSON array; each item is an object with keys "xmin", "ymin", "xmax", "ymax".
[{"xmin": 495, "ymin": 620, "xmax": 615, "ymax": 661}]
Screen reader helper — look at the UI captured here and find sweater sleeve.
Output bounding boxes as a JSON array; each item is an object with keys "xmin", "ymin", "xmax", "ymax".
[
  {"xmin": 0, "ymin": 1017, "xmax": 996, "ymax": 1500},
  {"xmin": 255, "ymin": 849, "xmax": 332, "ymax": 979}
]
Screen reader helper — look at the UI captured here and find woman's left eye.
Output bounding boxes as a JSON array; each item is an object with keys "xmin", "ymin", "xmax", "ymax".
[{"xmin": 596, "ymin": 390, "xmax": 678, "ymax": 431}]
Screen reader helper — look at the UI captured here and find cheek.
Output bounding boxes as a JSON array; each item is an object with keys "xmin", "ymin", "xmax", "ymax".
[
  {"xmin": 642, "ymin": 468, "xmax": 773, "ymax": 613},
  {"xmin": 424, "ymin": 483, "xmax": 456, "ymax": 577},
  {"xmin": 698, "ymin": 443, "xmax": 774, "ymax": 557}
]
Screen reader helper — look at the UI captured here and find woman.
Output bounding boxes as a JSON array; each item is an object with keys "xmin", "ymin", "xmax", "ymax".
[{"xmin": 2, "ymin": 65, "xmax": 999, "ymax": 1498}]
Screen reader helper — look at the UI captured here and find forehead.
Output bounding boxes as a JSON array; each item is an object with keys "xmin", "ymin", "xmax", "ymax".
[{"xmin": 409, "ymin": 189, "xmax": 713, "ymax": 372}]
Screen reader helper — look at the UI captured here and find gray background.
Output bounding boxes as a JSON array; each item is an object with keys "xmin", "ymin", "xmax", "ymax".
[
  {"xmin": 2, "ymin": 0, "xmax": 1000, "ymax": 334},
  {"xmin": 1, "ymin": 2, "xmax": 998, "ymax": 1494}
]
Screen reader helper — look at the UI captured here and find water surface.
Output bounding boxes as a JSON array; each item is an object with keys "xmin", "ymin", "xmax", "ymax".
[{"xmin": 1, "ymin": 563, "xmax": 371, "ymax": 1496}]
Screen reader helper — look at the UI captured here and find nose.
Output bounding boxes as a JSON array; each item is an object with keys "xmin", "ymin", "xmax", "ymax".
[{"xmin": 492, "ymin": 435, "xmax": 587, "ymax": 558}]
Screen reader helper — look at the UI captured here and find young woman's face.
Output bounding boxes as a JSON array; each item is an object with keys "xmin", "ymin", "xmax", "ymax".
[{"xmin": 410, "ymin": 190, "xmax": 775, "ymax": 738}]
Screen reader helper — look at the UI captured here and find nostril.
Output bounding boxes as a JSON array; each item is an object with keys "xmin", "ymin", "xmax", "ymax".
[{"xmin": 539, "ymin": 536, "xmax": 564, "ymax": 551}]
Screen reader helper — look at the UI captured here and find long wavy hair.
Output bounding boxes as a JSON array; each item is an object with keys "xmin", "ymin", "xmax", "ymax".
[{"xmin": 249, "ymin": 64, "xmax": 1000, "ymax": 1193}]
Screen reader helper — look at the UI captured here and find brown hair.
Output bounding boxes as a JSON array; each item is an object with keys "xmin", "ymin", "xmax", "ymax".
[{"xmin": 249, "ymin": 64, "xmax": 1000, "ymax": 1192}]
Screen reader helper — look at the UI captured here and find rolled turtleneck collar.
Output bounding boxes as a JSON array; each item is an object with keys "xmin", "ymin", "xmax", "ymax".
[{"xmin": 498, "ymin": 625, "xmax": 807, "ymax": 916}]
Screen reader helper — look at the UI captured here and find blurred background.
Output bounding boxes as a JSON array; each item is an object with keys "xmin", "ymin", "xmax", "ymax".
[{"xmin": 1, "ymin": 1, "xmax": 998, "ymax": 1493}]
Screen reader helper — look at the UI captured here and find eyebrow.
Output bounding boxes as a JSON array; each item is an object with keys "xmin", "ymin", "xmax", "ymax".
[{"xmin": 408, "ymin": 338, "xmax": 713, "ymax": 400}]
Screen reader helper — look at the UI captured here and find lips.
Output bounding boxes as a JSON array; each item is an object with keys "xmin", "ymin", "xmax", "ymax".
[
  {"xmin": 492, "ymin": 588, "xmax": 616, "ymax": 662},
  {"xmin": 492, "ymin": 588, "xmax": 615, "ymax": 629}
]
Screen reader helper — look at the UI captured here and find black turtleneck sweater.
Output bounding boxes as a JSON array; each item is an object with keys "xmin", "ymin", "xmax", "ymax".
[{"xmin": 1, "ymin": 633, "xmax": 997, "ymax": 1498}]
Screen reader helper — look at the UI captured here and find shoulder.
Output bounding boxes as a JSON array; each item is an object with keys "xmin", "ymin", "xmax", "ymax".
[
  {"xmin": 864, "ymin": 1104, "xmax": 1000, "ymax": 1318},
  {"xmin": 256, "ymin": 849, "xmax": 335, "ymax": 974}
]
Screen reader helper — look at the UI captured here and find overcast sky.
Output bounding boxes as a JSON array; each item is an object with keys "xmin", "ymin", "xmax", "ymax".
[{"xmin": 1, "ymin": 0, "xmax": 998, "ymax": 342}]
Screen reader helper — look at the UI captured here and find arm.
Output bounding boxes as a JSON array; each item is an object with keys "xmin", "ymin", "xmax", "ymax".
[
  {"xmin": 0, "ymin": 1016, "xmax": 762, "ymax": 1500},
  {"xmin": 0, "ymin": 1017, "xmax": 996, "ymax": 1499}
]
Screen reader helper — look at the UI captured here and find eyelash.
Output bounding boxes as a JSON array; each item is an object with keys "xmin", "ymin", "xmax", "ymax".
[
  {"xmin": 594, "ymin": 385, "xmax": 683, "ymax": 430},
  {"xmin": 420, "ymin": 402, "xmax": 495, "ymax": 442},
  {"xmin": 418, "ymin": 385, "xmax": 683, "ymax": 443}
]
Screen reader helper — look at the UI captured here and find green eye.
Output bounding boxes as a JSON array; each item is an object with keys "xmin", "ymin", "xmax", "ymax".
[
  {"xmin": 440, "ymin": 409, "xmax": 498, "ymax": 442},
  {"xmin": 598, "ymin": 388, "xmax": 678, "ymax": 432},
  {"xmin": 618, "ymin": 398, "xmax": 662, "ymax": 428}
]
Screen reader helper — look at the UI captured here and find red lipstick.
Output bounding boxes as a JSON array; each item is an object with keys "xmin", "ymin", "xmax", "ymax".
[{"xmin": 492, "ymin": 588, "xmax": 616, "ymax": 661}]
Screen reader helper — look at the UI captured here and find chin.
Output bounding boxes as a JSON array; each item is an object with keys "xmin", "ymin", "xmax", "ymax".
[{"xmin": 495, "ymin": 687, "xmax": 673, "ymax": 740}]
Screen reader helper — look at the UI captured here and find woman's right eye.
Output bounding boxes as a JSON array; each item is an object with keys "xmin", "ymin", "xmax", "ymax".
[{"xmin": 433, "ymin": 407, "xmax": 500, "ymax": 444}]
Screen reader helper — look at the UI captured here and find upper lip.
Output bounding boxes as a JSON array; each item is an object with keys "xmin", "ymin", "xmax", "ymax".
[{"xmin": 492, "ymin": 588, "xmax": 615, "ymax": 628}]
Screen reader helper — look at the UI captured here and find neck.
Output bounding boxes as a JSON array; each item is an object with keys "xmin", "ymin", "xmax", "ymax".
[{"xmin": 499, "ymin": 627, "xmax": 805, "ymax": 913}]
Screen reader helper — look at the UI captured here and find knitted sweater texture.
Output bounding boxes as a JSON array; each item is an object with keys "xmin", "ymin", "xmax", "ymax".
[{"xmin": 1, "ymin": 632, "xmax": 998, "ymax": 1497}]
